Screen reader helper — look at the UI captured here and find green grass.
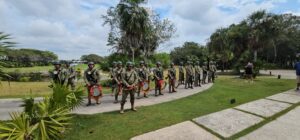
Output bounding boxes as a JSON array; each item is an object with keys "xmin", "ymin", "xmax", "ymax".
[
  {"xmin": 0, "ymin": 81, "xmax": 114, "ymax": 98},
  {"xmin": 64, "ymin": 76, "xmax": 295, "ymax": 140},
  {"xmin": 2, "ymin": 64, "xmax": 100, "ymax": 73}
]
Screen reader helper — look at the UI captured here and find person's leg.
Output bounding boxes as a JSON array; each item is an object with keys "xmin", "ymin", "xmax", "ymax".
[
  {"xmin": 130, "ymin": 90, "xmax": 136, "ymax": 111},
  {"xmin": 87, "ymin": 87, "xmax": 92, "ymax": 106},
  {"xmin": 296, "ymin": 76, "xmax": 300, "ymax": 90},
  {"xmin": 168, "ymin": 79, "xmax": 172, "ymax": 93},
  {"xmin": 185, "ymin": 75, "xmax": 188, "ymax": 89},
  {"xmin": 212, "ymin": 72, "xmax": 215, "ymax": 83},
  {"xmin": 172, "ymin": 79, "xmax": 176, "ymax": 92},
  {"xmin": 155, "ymin": 80, "xmax": 159, "ymax": 96},
  {"xmin": 120, "ymin": 91, "xmax": 129, "ymax": 114},
  {"xmin": 137, "ymin": 82, "xmax": 141, "ymax": 98},
  {"xmin": 114, "ymin": 84, "xmax": 119, "ymax": 103}
]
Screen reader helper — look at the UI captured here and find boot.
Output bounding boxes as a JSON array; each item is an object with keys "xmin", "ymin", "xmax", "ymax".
[
  {"xmin": 131, "ymin": 102, "xmax": 137, "ymax": 111},
  {"xmin": 120, "ymin": 104, "xmax": 125, "ymax": 114}
]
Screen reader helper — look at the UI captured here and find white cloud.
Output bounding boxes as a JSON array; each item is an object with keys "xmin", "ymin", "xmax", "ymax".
[{"xmin": 0, "ymin": 0, "xmax": 297, "ymax": 59}]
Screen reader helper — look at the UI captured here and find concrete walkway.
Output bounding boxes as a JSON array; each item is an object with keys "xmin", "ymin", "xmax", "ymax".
[
  {"xmin": 0, "ymin": 83, "xmax": 213, "ymax": 120},
  {"xmin": 131, "ymin": 90, "xmax": 300, "ymax": 140}
]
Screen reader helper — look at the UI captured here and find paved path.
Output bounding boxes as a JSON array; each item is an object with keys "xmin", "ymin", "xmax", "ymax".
[
  {"xmin": 132, "ymin": 90, "xmax": 300, "ymax": 140},
  {"xmin": 259, "ymin": 69, "xmax": 295, "ymax": 79},
  {"xmin": 0, "ymin": 84, "xmax": 213, "ymax": 120}
]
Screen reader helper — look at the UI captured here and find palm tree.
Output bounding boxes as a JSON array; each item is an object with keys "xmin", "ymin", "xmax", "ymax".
[
  {"xmin": 0, "ymin": 32, "xmax": 15, "ymax": 80},
  {"xmin": 116, "ymin": 0, "xmax": 149, "ymax": 61}
]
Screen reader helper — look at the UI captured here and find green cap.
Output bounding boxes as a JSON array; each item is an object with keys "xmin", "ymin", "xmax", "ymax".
[
  {"xmin": 88, "ymin": 62, "xmax": 95, "ymax": 65},
  {"xmin": 126, "ymin": 61, "xmax": 133, "ymax": 67}
]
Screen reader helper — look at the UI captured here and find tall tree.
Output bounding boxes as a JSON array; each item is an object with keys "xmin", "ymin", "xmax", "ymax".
[
  {"xmin": 0, "ymin": 32, "xmax": 15, "ymax": 79},
  {"xmin": 103, "ymin": 0, "xmax": 175, "ymax": 62}
]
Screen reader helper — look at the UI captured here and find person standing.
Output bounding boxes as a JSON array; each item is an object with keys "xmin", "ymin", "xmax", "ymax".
[
  {"xmin": 211, "ymin": 61, "xmax": 217, "ymax": 83},
  {"xmin": 51, "ymin": 61, "xmax": 67, "ymax": 86},
  {"xmin": 245, "ymin": 62, "xmax": 254, "ymax": 83},
  {"xmin": 194, "ymin": 61, "xmax": 201, "ymax": 87},
  {"xmin": 137, "ymin": 61, "xmax": 149, "ymax": 98},
  {"xmin": 294, "ymin": 59, "xmax": 300, "ymax": 90},
  {"xmin": 178, "ymin": 62, "xmax": 185, "ymax": 86},
  {"xmin": 110, "ymin": 61, "xmax": 117, "ymax": 96},
  {"xmin": 202, "ymin": 62, "xmax": 208, "ymax": 84},
  {"xmin": 208, "ymin": 61, "xmax": 214, "ymax": 83},
  {"xmin": 167, "ymin": 63, "xmax": 177, "ymax": 93},
  {"xmin": 185, "ymin": 61, "xmax": 194, "ymax": 89},
  {"xmin": 120, "ymin": 62, "xmax": 138, "ymax": 114},
  {"xmin": 154, "ymin": 62, "xmax": 164, "ymax": 96},
  {"xmin": 84, "ymin": 62, "xmax": 102, "ymax": 106},
  {"xmin": 65, "ymin": 63, "xmax": 76, "ymax": 90},
  {"xmin": 113, "ymin": 61, "xmax": 124, "ymax": 103}
]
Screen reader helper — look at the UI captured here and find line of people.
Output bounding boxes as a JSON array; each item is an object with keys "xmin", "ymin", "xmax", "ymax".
[{"xmin": 50, "ymin": 60, "xmax": 217, "ymax": 114}]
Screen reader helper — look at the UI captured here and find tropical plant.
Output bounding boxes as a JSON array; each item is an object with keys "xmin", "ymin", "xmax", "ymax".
[
  {"xmin": 0, "ymin": 84, "xmax": 84, "ymax": 140},
  {"xmin": 103, "ymin": 0, "xmax": 175, "ymax": 62},
  {"xmin": 0, "ymin": 32, "xmax": 15, "ymax": 80}
]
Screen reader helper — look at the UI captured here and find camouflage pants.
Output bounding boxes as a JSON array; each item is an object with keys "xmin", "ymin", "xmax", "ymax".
[
  {"xmin": 179, "ymin": 72, "xmax": 184, "ymax": 84},
  {"xmin": 208, "ymin": 71, "xmax": 213, "ymax": 83},
  {"xmin": 194, "ymin": 73, "xmax": 201, "ymax": 86},
  {"xmin": 66, "ymin": 78, "xmax": 76, "ymax": 90},
  {"xmin": 202, "ymin": 73, "xmax": 207, "ymax": 84},
  {"xmin": 121, "ymin": 89, "xmax": 135, "ymax": 104}
]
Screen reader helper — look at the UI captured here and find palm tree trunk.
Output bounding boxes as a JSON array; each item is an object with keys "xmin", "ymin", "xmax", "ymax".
[{"xmin": 254, "ymin": 50, "xmax": 257, "ymax": 62}]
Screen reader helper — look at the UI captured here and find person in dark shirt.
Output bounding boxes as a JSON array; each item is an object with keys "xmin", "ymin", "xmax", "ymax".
[{"xmin": 294, "ymin": 60, "xmax": 300, "ymax": 90}]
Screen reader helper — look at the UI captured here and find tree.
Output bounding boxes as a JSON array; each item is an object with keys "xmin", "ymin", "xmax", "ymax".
[
  {"xmin": 80, "ymin": 54, "xmax": 103, "ymax": 64},
  {"xmin": 0, "ymin": 32, "xmax": 15, "ymax": 79},
  {"xmin": 103, "ymin": 0, "xmax": 175, "ymax": 62},
  {"xmin": 170, "ymin": 42, "xmax": 208, "ymax": 65}
]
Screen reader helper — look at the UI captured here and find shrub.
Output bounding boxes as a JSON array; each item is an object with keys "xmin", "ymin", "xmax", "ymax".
[{"xmin": 19, "ymin": 76, "xmax": 31, "ymax": 82}]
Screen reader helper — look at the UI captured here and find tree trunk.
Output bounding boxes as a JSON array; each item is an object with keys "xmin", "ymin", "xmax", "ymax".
[
  {"xmin": 254, "ymin": 50, "xmax": 257, "ymax": 62},
  {"xmin": 273, "ymin": 45, "xmax": 277, "ymax": 63},
  {"xmin": 132, "ymin": 48, "xmax": 135, "ymax": 62}
]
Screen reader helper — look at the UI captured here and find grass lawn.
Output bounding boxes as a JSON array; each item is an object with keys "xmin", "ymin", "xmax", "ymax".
[
  {"xmin": 2, "ymin": 64, "xmax": 101, "ymax": 73},
  {"xmin": 0, "ymin": 81, "xmax": 113, "ymax": 98},
  {"xmin": 64, "ymin": 76, "xmax": 295, "ymax": 140}
]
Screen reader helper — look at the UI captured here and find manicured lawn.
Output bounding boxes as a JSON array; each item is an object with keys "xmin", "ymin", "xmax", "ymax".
[
  {"xmin": 0, "ymin": 81, "xmax": 113, "ymax": 98},
  {"xmin": 2, "ymin": 64, "xmax": 100, "ymax": 73},
  {"xmin": 64, "ymin": 76, "xmax": 295, "ymax": 140}
]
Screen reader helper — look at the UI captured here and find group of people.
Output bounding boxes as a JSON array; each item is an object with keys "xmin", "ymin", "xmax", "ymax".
[{"xmin": 50, "ymin": 60, "xmax": 218, "ymax": 114}]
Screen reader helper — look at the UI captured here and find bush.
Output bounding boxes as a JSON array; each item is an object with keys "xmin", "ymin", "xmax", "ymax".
[
  {"xmin": 19, "ymin": 77, "xmax": 30, "ymax": 82},
  {"xmin": 100, "ymin": 79, "xmax": 113, "ymax": 87}
]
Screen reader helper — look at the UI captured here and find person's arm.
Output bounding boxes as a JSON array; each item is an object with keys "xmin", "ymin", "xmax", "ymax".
[
  {"xmin": 96, "ymin": 70, "xmax": 101, "ymax": 85},
  {"xmin": 121, "ymin": 72, "xmax": 130, "ymax": 87},
  {"xmin": 83, "ymin": 70, "xmax": 90, "ymax": 86},
  {"xmin": 132, "ymin": 71, "xmax": 138, "ymax": 86}
]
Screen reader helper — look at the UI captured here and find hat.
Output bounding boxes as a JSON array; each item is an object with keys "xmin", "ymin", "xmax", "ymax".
[
  {"xmin": 126, "ymin": 61, "xmax": 133, "ymax": 67},
  {"xmin": 88, "ymin": 62, "xmax": 95, "ymax": 65},
  {"xmin": 140, "ymin": 61, "xmax": 145, "ymax": 64},
  {"xmin": 53, "ymin": 61, "xmax": 61, "ymax": 65},
  {"xmin": 156, "ymin": 62, "xmax": 161, "ymax": 65}
]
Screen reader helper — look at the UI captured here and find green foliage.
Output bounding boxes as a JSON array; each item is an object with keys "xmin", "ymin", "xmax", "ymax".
[
  {"xmin": 151, "ymin": 53, "xmax": 170, "ymax": 69},
  {"xmin": 3, "ymin": 48, "xmax": 57, "ymax": 68},
  {"xmin": 0, "ymin": 84, "xmax": 83, "ymax": 140},
  {"xmin": 80, "ymin": 54, "xmax": 103, "ymax": 64},
  {"xmin": 3, "ymin": 71, "xmax": 45, "ymax": 82},
  {"xmin": 170, "ymin": 42, "xmax": 208, "ymax": 65},
  {"xmin": 0, "ymin": 112, "xmax": 37, "ymax": 140},
  {"xmin": 208, "ymin": 11, "xmax": 300, "ymax": 70},
  {"xmin": 102, "ymin": 0, "xmax": 175, "ymax": 61}
]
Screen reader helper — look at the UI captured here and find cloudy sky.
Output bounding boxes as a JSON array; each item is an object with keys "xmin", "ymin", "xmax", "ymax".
[{"xmin": 1, "ymin": 0, "xmax": 300, "ymax": 59}]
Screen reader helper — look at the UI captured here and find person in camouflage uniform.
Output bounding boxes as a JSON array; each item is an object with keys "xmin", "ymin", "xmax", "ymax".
[
  {"xmin": 185, "ymin": 61, "xmax": 194, "ymax": 89},
  {"xmin": 51, "ymin": 61, "xmax": 67, "ymax": 86},
  {"xmin": 211, "ymin": 61, "xmax": 217, "ymax": 83},
  {"xmin": 167, "ymin": 63, "xmax": 177, "ymax": 93},
  {"xmin": 84, "ymin": 62, "xmax": 102, "ymax": 106},
  {"xmin": 208, "ymin": 61, "xmax": 214, "ymax": 83},
  {"xmin": 137, "ymin": 61, "xmax": 149, "ymax": 98},
  {"xmin": 202, "ymin": 62, "xmax": 208, "ymax": 84},
  {"xmin": 113, "ymin": 61, "xmax": 124, "ymax": 103},
  {"xmin": 194, "ymin": 61, "xmax": 202, "ymax": 87},
  {"xmin": 153, "ymin": 62, "xmax": 164, "ymax": 96},
  {"xmin": 110, "ymin": 61, "xmax": 117, "ymax": 96},
  {"xmin": 178, "ymin": 62, "xmax": 185, "ymax": 86},
  {"xmin": 120, "ymin": 62, "xmax": 138, "ymax": 114},
  {"xmin": 65, "ymin": 63, "xmax": 76, "ymax": 90}
]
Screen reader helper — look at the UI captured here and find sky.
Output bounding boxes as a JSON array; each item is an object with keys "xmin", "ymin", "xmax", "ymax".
[{"xmin": 0, "ymin": 0, "xmax": 300, "ymax": 60}]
